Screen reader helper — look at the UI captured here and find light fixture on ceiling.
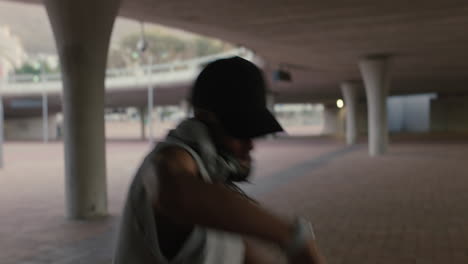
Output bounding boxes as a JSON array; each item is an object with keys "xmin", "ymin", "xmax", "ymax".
[{"xmin": 336, "ymin": 99, "xmax": 344, "ymax": 109}]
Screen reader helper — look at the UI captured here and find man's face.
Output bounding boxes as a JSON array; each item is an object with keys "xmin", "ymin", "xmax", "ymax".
[
  {"xmin": 220, "ymin": 135, "xmax": 254, "ymax": 168},
  {"xmin": 194, "ymin": 109, "xmax": 255, "ymax": 169}
]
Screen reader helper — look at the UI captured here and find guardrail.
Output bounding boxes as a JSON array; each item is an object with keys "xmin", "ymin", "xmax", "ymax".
[{"xmin": 6, "ymin": 48, "xmax": 250, "ymax": 84}]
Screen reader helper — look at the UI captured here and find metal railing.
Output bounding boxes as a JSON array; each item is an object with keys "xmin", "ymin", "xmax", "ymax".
[{"xmin": 6, "ymin": 48, "xmax": 250, "ymax": 85}]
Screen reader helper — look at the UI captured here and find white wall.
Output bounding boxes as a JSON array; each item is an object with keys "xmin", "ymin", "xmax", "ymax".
[
  {"xmin": 431, "ymin": 96, "xmax": 468, "ymax": 132},
  {"xmin": 388, "ymin": 94, "xmax": 434, "ymax": 133},
  {"xmin": 4, "ymin": 116, "xmax": 58, "ymax": 141},
  {"xmin": 322, "ymin": 105, "xmax": 345, "ymax": 137}
]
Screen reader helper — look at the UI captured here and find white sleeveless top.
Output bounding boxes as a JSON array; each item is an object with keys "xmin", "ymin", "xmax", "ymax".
[{"xmin": 113, "ymin": 142, "xmax": 244, "ymax": 264}]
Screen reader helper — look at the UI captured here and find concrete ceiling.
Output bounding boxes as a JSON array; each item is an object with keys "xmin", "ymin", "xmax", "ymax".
[{"xmin": 6, "ymin": 0, "xmax": 468, "ymax": 101}]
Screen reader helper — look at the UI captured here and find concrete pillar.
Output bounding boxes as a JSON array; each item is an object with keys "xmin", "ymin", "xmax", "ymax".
[
  {"xmin": 340, "ymin": 81, "xmax": 359, "ymax": 145},
  {"xmin": 138, "ymin": 107, "xmax": 146, "ymax": 140},
  {"xmin": 359, "ymin": 55, "xmax": 391, "ymax": 156},
  {"xmin": 45, "ymin": 0, "xmax": 121, "ymax": 219}
]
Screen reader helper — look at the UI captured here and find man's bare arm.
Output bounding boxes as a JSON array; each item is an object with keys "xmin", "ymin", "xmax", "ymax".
[
  {"xmin": 147, "ymin": 146, "xmax": 326, "ymax": 263},
  {"xmin": 150, "ymin": 146, "xmax": 292, "ymax": 247}
]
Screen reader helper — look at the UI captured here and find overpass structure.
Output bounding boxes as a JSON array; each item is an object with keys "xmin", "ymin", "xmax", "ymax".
[
  {"xmin": 1, "ymin": 0, "xmax": 468, "ymax": 219},
  {"xmin": 1, "ymin": 48, "xmax": 251, "ymax": 118}
]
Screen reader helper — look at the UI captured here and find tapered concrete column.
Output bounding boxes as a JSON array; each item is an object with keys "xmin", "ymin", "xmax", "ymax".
[
  {"xmin": 359, "ymin": 55, "xmax": 391, "ymax": 156},
  {"xmin": 45, "ymin": 0, "xmax": 121, "ymax": 219},
  {"xmin": 340, "ymin": 81, "xmax": 359, "ymax": 145}
]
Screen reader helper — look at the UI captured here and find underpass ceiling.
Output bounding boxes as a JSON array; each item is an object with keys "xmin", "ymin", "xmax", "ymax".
[{"xmin": 6, "ymin": 0, "xmax": 468, "ymax": 100}]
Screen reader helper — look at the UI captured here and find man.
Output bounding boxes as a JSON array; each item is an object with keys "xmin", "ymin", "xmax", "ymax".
[{"xmin": 114, "ymin": 57, "xmax": 326, "ymax": 263}]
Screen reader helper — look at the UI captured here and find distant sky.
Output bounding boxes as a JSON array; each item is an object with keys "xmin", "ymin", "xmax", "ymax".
[{"xmin": 0, "ymin": 1, "xmax": 206, "ymax": 55}]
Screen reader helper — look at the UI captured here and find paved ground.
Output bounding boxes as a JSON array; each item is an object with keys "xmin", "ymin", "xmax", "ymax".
[{"xmin": 1, "ymin": 135, "xmax": 468, "ymax": 263}]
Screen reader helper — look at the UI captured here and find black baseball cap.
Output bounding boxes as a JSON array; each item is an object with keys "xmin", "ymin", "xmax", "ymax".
[{"xmin": 190, "ymin": 56, "xmax": 284, "ymax": 139}]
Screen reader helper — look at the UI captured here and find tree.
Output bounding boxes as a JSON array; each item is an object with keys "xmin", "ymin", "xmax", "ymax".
[
  {"xmin": 193, "ymin": 37, "xmax": 226, "ymax": 57},
  {"xmin": 107, "ymin": 48, "xmax": 130, "ymax": 69},
  {"xmin": 118, "ymin": 30, "xmax": 189, "ymax": 65},
  {"xmin": 14, "ymin": 60, "xmax": 56, "ymax": 75}
]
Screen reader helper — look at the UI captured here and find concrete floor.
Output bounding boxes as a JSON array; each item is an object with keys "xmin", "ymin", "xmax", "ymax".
[{"xmin": 1, "ymin": 136, "xmax": 468, "ymax": 263}]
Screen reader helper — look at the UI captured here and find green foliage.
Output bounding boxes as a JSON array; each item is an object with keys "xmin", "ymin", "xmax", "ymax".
[
  {"xmin": 107, "ymin": 49, "xmax": 129, "ymax": 69},
  {"xmin": 194, "ymin": 37, "xmax": 225, "ymax": 57},
  {"xmin": 14, "ymin": 61, "xmax": 57, "ymax": 75},
  {"xmin": 120, "ymin": 30, "xmax": 188, "ymax": 64}
]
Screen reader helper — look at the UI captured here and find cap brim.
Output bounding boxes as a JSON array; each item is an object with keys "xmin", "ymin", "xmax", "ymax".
[{"xmin": 218, "ymin": 107, "xmax": 284, "ymax": 139}]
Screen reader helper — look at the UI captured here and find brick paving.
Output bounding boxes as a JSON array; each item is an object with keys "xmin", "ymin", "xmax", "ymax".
[{"xmin": 1, "ymin": 136, "xmax": 468, "ymax": 263}]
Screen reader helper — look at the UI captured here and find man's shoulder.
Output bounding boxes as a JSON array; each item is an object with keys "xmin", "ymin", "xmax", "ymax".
[
  {"xmin": 138, "ymin": 145, "xmax": 199, "ymax": 206},
  {"xmin": 152, "ymin": 145, "xmax": 198, "ymax": 178}
]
